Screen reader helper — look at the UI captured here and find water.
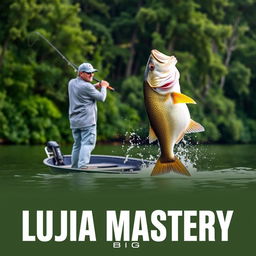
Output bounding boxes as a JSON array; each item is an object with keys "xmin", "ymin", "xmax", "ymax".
[{"xmin": 0, "ymin": 144, "xmax": 256, "ymax": 255}]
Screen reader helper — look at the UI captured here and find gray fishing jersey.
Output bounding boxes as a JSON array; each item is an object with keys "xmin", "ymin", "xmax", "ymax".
[{"xmin": 68, "ymin": 77, "xmax": 107, "ymax": 128}]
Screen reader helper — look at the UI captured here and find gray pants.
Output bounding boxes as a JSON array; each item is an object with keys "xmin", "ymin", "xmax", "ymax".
[{"xmin": 71, "ymin": 125, "xmax": 96, "ymax": 168}]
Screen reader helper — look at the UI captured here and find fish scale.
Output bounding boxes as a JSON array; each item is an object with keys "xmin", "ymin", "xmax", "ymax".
[{"xmin": 144, "ymin": 83, "xmax": 188, "ymax": 161}]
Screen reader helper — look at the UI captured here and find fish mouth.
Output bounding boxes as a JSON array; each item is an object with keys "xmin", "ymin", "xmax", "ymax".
[{"xmin": 160, "ymin": 81, "xmax": 174, "ymax": 89}]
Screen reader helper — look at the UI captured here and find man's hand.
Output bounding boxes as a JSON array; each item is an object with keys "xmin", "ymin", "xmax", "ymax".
[
  {"xmin": 94, "ymin": 80, "xmax": 114, "ymax": 91},
  {"xmin": 100, "ymin": 80, "xmax": 109, "ymax": 88},
  {"xmin": 94, "ymin": 82, "xmax": 101, "ymax": 89}
]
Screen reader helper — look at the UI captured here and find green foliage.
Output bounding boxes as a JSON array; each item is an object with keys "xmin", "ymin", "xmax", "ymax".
[
  {"xmin": 120, "ymin": 76, "xmax": 145, "ymax": 118},
  {"xmin": 226, "ymin": 61, "xmax": 251, "ymax": 96},
  {"xmin": 1, "ymin": 0, "xmax": 256, "ymax": 144},
  {"xmin": 97, "ymin": 92, "xmax": 140, "ymax": 141}
]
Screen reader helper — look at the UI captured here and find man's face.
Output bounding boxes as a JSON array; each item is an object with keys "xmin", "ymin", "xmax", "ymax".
[{"xmin": 80, "ymin": 71, "xmax": 94, "ymax": 82}]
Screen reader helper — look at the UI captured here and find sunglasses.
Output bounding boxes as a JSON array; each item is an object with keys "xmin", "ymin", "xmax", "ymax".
[{"xmin": 82, "ymin": 71, "xmax": 93, "ymax": 75}]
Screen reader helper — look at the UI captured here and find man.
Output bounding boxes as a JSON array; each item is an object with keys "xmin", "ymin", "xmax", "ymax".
[{"xmin": 68, "ymin": 62, "xmax": 109, "ymax": 168}]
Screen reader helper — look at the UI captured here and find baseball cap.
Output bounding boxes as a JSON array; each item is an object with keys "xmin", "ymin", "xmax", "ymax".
[{"xmin": 78, "ymin": 63, "xmax": 98, "ymax": 73}]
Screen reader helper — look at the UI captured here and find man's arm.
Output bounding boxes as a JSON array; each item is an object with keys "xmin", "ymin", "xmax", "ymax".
[{"xmin": 86, "ymin": 80, "xmax": 109, "ymax": 102}]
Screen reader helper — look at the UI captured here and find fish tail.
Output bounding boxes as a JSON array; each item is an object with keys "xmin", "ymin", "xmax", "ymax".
[{"xmin": 151, "ymin": 156, "xmax": 191, "ymax": 176}]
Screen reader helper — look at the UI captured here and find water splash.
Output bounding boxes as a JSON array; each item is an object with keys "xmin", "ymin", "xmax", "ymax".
[
  {"xmin": 175, "ymin": 135, "xmax": 213, "ymax": 173},
  {"xmin": 122, "ymin": 131, "xmax": 159, "ymax": 163},
  {"xmin": 121, "ymin": 131, "xmax": 211, "ymax": 173},
  {"xmin": 122, "ymin": 132, "xmax": 141, "ymax": 163}
]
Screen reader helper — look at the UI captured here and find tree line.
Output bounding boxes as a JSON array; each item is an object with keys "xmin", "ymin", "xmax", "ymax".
[{"xmin": 0, "ymin": 0, "xmax": 255, "ymax": 144}]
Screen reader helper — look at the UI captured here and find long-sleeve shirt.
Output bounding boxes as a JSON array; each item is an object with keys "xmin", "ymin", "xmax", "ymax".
[{"xmin": 68, "ymin": 77, "xmax": 107, "ymax": 129}]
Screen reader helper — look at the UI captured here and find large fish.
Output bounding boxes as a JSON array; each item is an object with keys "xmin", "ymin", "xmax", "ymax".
[{"xmin": 144, "ymin": 49, "xmax": 205, "ymax": 176}]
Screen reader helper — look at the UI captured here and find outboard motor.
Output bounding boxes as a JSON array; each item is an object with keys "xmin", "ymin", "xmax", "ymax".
[{"xmin": 45, "ymin": 141, "xmax": 65, "ymax": 165}]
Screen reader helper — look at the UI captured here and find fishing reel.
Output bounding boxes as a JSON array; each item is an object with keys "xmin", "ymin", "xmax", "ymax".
[{"xmin": 45, "ymin": 141, "xmax": 65, "ymax": 166}]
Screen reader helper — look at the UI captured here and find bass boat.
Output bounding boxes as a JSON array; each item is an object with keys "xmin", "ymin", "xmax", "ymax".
[{"xmin": 43, "ymin": 141, "xmax": 154, "ymax": 174}]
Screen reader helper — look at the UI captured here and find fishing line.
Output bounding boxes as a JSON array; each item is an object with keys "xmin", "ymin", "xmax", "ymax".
[
  {"xmin": 35, "ymin": 32, "xmax": 78, "ymax": 71},
  {"xmin": 27, "ymin": 32, "xmax": 40, "ymax": 47},
  {"xmin": 34, "ymin": 31, "xmax": 114, "ymax": 91}
]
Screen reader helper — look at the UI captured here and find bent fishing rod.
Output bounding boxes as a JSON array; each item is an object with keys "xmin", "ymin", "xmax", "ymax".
[{"xmin": 35, "ymin": 31, "xmax": 115, "ymax": 91}]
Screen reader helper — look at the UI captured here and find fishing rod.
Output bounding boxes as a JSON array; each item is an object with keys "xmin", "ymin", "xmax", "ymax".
[{"xmin": 35, "ymin": 31, "xmax": 115, "ymax": 91}]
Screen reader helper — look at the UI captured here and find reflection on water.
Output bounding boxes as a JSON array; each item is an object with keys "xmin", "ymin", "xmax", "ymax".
[
  {"xmin": 1, "ymin": 144, "xmax": 256, "ymax": 193},
  {"xmin": 26, "ymin": 166, "xmax": 256, "ymax": 192}
]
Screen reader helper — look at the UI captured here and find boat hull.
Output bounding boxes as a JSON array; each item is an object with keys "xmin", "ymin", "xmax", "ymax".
[{"xmin": 43, "ymin": 155, "xmax": 154, "ymax": 174}]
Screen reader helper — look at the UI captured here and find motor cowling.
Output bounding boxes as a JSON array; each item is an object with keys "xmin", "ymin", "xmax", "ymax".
[{"xmin": 46, "ymin": 141, "xmax": 65, "ymax": 165}]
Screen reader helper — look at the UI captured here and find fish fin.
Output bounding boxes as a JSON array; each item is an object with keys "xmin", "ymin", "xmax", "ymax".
[
  {"xmin": 175, "ymin": 132, "xmax": 185, "ymax": 144},
  {"xmin": 175, "ymin": 120, "xmax": 205, "ymax": 143},
  {"xmin": 149, "ymin": 126, "xmax": 158, "ymax": 143},
  {"xmin": 151, "ymin": 157, "xmax": 191, "ymax": 176},
  {"xmin": 186, "ymin": 119, "xmax": 205, "ymax": 134},
  {"xmin": 171, "ymin": 92, "xmax": 196, "ymax": 104}
]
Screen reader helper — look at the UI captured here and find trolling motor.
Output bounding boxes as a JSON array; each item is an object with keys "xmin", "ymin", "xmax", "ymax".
[{"xmin": 45, "ymin": 141, "xmax": 65, "ymax": 166}]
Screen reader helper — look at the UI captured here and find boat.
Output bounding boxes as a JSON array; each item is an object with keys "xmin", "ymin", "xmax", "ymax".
[{"xmin": 43, "ymin": 141, "xmax": 154, "ymax": 174}]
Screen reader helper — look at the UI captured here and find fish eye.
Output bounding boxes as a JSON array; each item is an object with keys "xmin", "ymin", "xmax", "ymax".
[{"xmin": 149, "ymin": 62, "xmax": 155, "ymax": 71}]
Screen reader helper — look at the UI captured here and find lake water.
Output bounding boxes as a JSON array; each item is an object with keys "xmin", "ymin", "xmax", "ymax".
[{"xmin": 0, "ymin": 143, "xmax": 256, "ymax": 255}]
